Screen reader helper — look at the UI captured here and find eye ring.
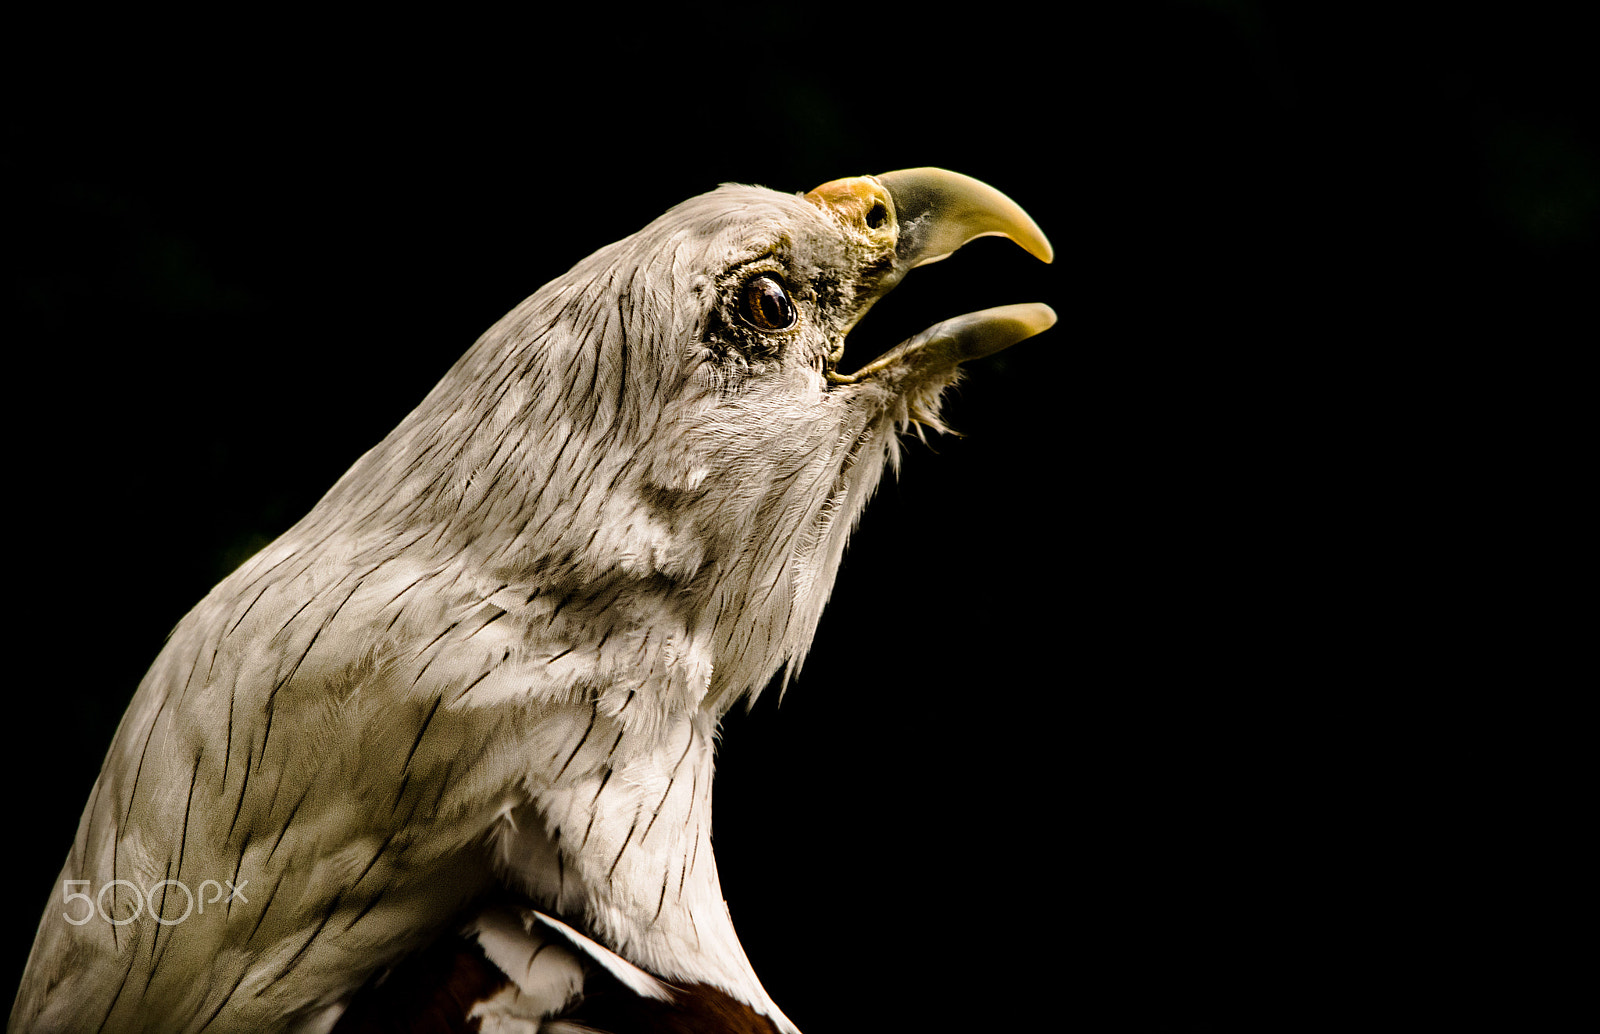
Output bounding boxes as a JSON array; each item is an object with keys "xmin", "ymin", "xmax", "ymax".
[{"xmin": 738, "ymin": 274, "xmax": 797, "ymax": 333}]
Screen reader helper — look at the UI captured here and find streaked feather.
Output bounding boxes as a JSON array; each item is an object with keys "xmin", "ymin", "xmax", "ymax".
[{"xmin": 12, "ymin": 170, "xmax": 1052, "ymax": 1033}]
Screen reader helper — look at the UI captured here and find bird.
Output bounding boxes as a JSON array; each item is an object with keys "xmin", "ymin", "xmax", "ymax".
[{"xmin": 11, "ymin": 167, "xmax": 1054, "ymax": 1033}]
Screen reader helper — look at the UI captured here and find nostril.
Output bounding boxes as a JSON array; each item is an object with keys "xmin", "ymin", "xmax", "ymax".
[{"xmin": 865, "ymin": 200, "xmax": 888, "ymax": 230}]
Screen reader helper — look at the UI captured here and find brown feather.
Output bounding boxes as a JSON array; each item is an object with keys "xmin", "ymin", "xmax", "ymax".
[
  {"xmin": 331, "ymin": 934, "xmax": 507, "ymax": 1034},
  {"xmin": 566, "ymin": 981, "xmax": 786, "ymax": 1034}
]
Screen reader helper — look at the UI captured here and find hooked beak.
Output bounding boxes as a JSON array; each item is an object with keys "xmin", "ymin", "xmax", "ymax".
[{"xmin": 803, "ymin": 167, "xmax": 1055, "ymax": 382}]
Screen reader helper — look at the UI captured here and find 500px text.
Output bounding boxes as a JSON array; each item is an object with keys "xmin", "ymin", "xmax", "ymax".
[{"xmin": 62, "ymin": 879, "xmax": 249, "ymax": 926}]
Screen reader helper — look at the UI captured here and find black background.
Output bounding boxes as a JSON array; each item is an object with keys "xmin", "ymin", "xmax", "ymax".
[{"xmin": 5, "ymin": 4, "xmax": 1591, "ymax": 1030}]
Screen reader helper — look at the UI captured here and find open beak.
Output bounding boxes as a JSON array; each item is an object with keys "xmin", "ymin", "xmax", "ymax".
[{"xmin": 804, "ymin": 167, "xmax": 1055, "ymax": 383}]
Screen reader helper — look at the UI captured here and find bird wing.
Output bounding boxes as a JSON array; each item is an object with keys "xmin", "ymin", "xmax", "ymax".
[{"xmin": 17, "ymin": 543, "xmax": 770, "ymax": 1030}]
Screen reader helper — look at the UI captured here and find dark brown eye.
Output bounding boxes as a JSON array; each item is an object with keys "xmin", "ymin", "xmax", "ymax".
[{"xmin": 738, "ymin": 274, "xmax": 796, "ymax": 332}]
